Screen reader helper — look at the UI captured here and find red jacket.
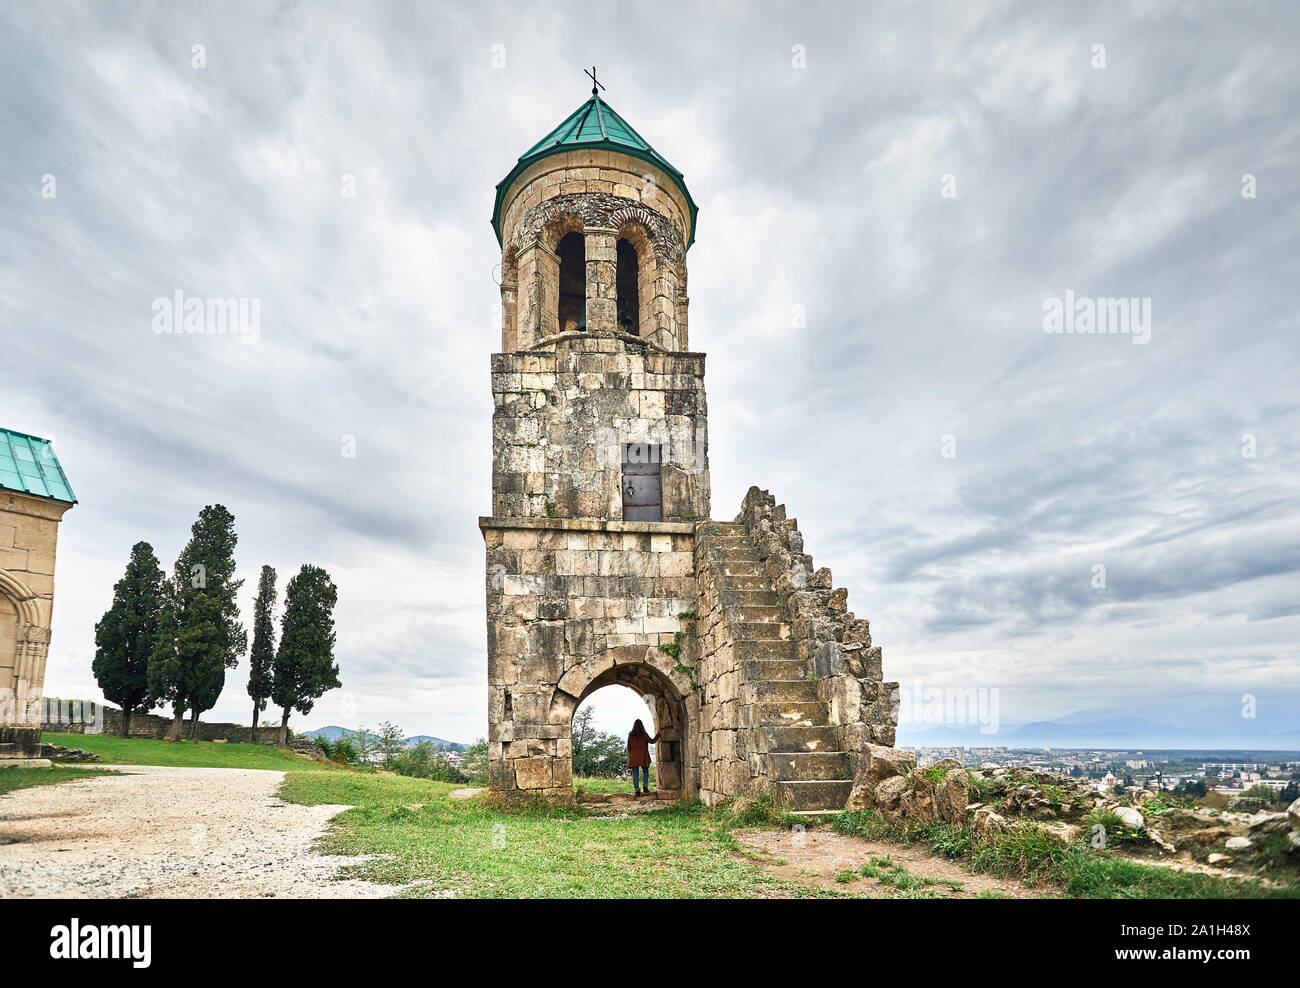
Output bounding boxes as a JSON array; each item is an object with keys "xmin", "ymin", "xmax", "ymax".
[{"xmin": 627, "ymin": 731, "xmax": 660, "ymax": 768}]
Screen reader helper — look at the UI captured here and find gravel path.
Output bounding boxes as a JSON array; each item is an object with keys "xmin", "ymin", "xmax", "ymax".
[{"xmin": 0, "ymin": 766, "xmax": 398, "ymax": 899}]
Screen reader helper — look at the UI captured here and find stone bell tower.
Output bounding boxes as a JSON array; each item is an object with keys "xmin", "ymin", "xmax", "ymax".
[
  {"xmin": 481, "ymin": 80, "xmax": 708, "ymax": 800},
  {"xmin": 482, "ymin": 78, "xmax": 898, "ymax": 807}
]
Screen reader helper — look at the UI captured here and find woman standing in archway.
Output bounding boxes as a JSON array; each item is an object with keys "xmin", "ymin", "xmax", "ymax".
[{"xmin": 627, "ymin": 719, "xmax": 659, "ymax": 797}]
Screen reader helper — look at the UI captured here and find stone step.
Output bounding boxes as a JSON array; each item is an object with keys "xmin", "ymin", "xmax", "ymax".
[
  {"xmin": 753, "ymin": 725, "xmax": 839, "ymax": 753},
  {"xmin": 774, "ymin": 779, "xmax": 853, "ymax": 811},
  {"xmin": 710, "ymin": 543, "xmax": 759, "ymax": 559},
  {"xmin": 703, "ymin": 535, "xmax": 751, "ymax": 549},
  {"xmin": 703, "ymin": 523, "xmax": 745, "ymax": 535},
  {"xmin": 724, "ymin": 603, "xmax": 784, "ymax": 623},
  {"xmin": 764, "ymin": 751, "xmax": 852, "ymax": 781},
  {"xmin": 716, "ymin": 573, "xmax": 771, "ymax": 591},
  {"xmin": 749, "ymin": 680, "xmax": 819, "ymax": 703},
  {"xmin": 719, "ymin": 589, "xmax": 781, "ymax": 607},
  {"xmin": 742, "ymin": 659, "xmax": 810, "ymax": 682},
  {"xmin": 734, "ymin": 621, "xmax": 790, "ymax": 641},
  {"xmin": 752, "ymin": 701, "xmax": 828, "ymax": 728},
  {"xmin": 735, "ymin": 639, "xmax": 800, "ymax": 663},
  {"xmin": 717, "ymin": 560, "xmax": 763, "ymax": 577}
]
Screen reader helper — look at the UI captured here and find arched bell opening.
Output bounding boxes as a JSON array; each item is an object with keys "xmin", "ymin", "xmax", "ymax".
[{"xmin": 556, "ymin": 231, "xmax": 586, "ymax": 332}]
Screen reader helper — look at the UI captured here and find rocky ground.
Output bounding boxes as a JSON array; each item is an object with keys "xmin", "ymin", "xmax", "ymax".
[
  {"xmin": 0, "ymin": 766, "xmax": 397, "ymax": 899},
  {"xmin": 850, "ymin": 745, "xmax": 1300, "ymax": 876}
]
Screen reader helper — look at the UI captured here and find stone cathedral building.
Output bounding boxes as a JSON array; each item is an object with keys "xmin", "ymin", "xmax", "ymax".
[
  {"xmin": 481, "ymin": 84, "xmax": 897, "ymax": 809},
  {"xmin": 0, "ymin": 428, "xmax": 75, "ymax": 767}
]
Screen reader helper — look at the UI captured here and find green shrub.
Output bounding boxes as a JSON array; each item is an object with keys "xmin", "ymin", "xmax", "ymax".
[{"xmin": 331, "ymin": 737, "xmax": 357, "ymax": 764}]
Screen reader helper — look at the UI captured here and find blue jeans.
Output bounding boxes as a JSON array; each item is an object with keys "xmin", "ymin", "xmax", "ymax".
[{"xmin": 631, "ymin": 766, "xmax": 649, "ymax": 790}]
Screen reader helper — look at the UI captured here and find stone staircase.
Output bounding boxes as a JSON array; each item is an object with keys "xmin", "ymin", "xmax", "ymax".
[{"xmin": 701, "ymin": 522, "xmax": 852, "ymax": 812}]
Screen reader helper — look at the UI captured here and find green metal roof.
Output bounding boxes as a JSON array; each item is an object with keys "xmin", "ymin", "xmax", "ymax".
[
  {"xmin": 0, "ymin": 428, "xmax": 76, "ymax": 503},
  {"xmin": 492, "ymin": 93, "xmax": 698, "ymax": 249}
]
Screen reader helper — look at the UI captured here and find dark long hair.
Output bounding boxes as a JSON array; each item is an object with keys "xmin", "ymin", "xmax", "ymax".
[{"xmin": 629, "ymin": 719, "xmax": 649, "ymax": 740}]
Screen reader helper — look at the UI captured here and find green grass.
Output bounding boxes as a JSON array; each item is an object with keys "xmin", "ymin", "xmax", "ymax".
[
  {"xmin": 0, "ymin": 766, "xmax": 122, "ymax": 795},
  {"xmin": 41, "ymin": 732, "xmax": 342, "ymax": 772},
  {"xmin": 832, "ymin": 809, "xmax": 1300, "ymax": 900},
  {"xmin": 279, "ymin": 771, "xmax": 827, "ymax": 898},
  {"xmin": 572, "ymin": 771, "xmax": 654, "ymax": 795}
]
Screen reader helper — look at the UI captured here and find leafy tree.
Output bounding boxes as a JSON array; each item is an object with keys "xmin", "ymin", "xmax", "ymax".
[
  {"xmin": 571, "ymin": 706, "xmax": 630, "ymax": 777},
  {"xmin": 92, "ymin": 542, "xmax": 165, "ymax": 736},
  {"xmin": 376, "ymin": 721, "xmax": 406, "ymax": 766},
  {"xmin": 148, "ymin": 505, "xmax": 247, "ymax": 738},
  {"xmin": 353, "ymin": 725, "xmax": 374, "ymax": 764},
  {"xmin": 1242, "ymin": 783, "xmax": 1280, "ymax": 804},
  {"xmin": 271, "ymin": 564, "xmax": 340, "ymax": 744},
  {"xmin": 461, "ymin": 737, "xmax": 488, "ymax": 783},
  {"xmin": 246, "ymin": 565, "xmax": 277, "ymax": 741}
]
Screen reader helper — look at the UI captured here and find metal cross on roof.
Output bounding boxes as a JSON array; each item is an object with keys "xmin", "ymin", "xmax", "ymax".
[{"xmin": 584, "ymin": 65, "xmax": 605, "ymax": 96}]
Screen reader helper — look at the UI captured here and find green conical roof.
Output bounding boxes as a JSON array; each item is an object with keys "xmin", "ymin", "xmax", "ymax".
[{"xmin": 492, "ymin": 93, "xmax": 698, "ymax": 248}]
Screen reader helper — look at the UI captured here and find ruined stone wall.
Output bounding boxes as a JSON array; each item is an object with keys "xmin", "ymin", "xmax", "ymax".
[
  {"xmin": 490, "ymin": 334, "xmax": 709, "ymax": 521},
  {"xmin": 690, "ymin": 524, "xmax": 760, "ymax": 805},
  {"xmin": 1, "ymin": 490, "xmax": 72, "ymax": 761},
  {"xmin": 736, "ymin": 488, "xmax": 898, "ymax": 758},
  {"xmin": 481, "ymin": 516, "xmax": 699, "ymax": 799}
]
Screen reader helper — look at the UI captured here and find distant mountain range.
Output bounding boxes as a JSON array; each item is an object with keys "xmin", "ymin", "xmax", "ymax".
[
  {"xmin": 899, "ymin": 701, "xmax": 1300, "ymax": 750},
  {"xmin": 300, "ymin": 726, "xmax": 469, "ymax": 751}
]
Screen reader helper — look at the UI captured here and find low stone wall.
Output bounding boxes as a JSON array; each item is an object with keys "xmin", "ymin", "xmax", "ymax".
[{"xmin": 42, "ymin": 701, "xmax": 281, "ymax": 744}]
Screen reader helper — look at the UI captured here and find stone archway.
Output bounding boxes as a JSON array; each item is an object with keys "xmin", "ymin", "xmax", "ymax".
[{"xmin": 549, "ymin": 644, "xmax": 697, "ymax": 797}]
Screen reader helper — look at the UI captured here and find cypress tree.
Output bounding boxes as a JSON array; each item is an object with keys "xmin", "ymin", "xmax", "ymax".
[
  {"xmin": 271, "ymin": 564, "xmax": 340, "ymax": 744},
  {"xmin": 148, "ymin": 505, "xmax": 247, "ymax": 739},
  {"xmin": 246, "ymin": 565, "xmax": 277, "ymax": 741},
  {"xmin": 92, "ymin": 542, "xmax": 164, "ymax": 737}
]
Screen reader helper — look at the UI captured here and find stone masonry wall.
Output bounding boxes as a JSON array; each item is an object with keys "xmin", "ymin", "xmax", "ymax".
[
  {"xmin": 1, "ymin": 489, "xmax": 72, "ymax": 760},
  {"xmin": 491, "ymin": 334, "xmax": 709, "ymax": 522},
  {"xmin": 482, "ymin": 516, "xmax": 699, "ymax": 800},
  {"xmin": 690, "ymin": 524, "xmax": 758, "ymax": 804}
]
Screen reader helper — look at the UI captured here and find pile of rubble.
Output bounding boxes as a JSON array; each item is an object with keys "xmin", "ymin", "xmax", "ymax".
[
  {"xmin": 40, "ymin": 744, "xmax": 101, "ymax": 763},
  {"xmin": 846, "ymin": 744, "xmax": 1300, "ymax": 871}
]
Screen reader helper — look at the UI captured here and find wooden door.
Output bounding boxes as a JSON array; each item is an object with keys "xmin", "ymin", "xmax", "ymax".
[{"xmin": 622, "ymin": 443, "xmax": 662, "ymax": 521}]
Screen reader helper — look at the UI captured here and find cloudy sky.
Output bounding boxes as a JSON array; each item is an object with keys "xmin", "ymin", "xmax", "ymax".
[{"xmin": 3, "ymin": 1, "xmax": 1297, "ymax": 746}]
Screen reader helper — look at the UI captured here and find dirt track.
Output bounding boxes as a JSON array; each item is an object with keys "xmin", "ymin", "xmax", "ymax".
[{"xmin": 0, "ymin": 766, "xmax": 393, "ymax": 899}]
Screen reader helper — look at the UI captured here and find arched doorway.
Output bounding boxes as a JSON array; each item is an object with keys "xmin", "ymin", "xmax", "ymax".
[
  {"xmin": 551, "ymin": 649, "xmax": 693, "ymax": 797},
  {"xmin": 571, "ymin": 683, "xmax": 654, "ymax": 788}
]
